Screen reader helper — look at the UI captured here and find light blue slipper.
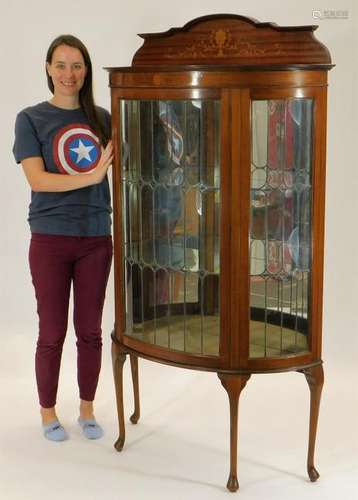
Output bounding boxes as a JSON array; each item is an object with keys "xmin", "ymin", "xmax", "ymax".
[
  {"xmin": 78, "ymin": 418, "xmax": 104, "ymax": 440},
  {"xmin": 43, "ymin": 420, "xmax": 68, "ymax": 442}
]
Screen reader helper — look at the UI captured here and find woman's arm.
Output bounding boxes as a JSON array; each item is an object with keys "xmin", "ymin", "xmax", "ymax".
[{"xmin": 21, "ymin": 141, "xmax": 113, "ymax": 192}]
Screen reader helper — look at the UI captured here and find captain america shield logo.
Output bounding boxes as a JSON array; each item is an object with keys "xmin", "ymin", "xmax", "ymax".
[{"xmin": 53, "ymin": 123, "xmax": 100, "ymax": 175}]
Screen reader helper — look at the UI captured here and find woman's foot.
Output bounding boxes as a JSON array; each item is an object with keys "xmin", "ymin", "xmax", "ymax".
[
  {"xmin": 78, "ymin": 399, "xmax": 103, "ymax": 439},
  {"xmin": 78, "ymin": 417, "xmax": 104, "ymax": 439},
  {"xmin": 43, "ymin": 420, "xmax": 69, "ymax": 441},
  {"xmin": 40, "ymin": 406, "xmax": 68, "ymax": 441}
]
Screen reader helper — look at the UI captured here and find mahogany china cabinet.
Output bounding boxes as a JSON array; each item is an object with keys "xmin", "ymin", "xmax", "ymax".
[{"xmin": 106, "ymin": 14, "xmax": 333, "ymax": 491}]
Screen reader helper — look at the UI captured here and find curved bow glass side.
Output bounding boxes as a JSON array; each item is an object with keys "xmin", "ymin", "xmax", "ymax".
[{"xmin": 250, "ymin": 98, "xmax": 313, "ymax": 358}]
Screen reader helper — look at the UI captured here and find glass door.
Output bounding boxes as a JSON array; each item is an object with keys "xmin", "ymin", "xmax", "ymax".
[{"xmin": 120, "ymin": 99, "xmax": 221, "ymax": 355}]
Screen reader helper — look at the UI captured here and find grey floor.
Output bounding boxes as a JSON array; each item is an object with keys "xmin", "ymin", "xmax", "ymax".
[{"xmin": 1, "ymin": 321, "xmax": 357, "ymax": 500}]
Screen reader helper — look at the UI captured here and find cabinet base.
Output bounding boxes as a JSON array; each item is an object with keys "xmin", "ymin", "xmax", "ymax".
[{"xmin": 111, "ymin": 334, "xmax": 323, "ymax": 491}]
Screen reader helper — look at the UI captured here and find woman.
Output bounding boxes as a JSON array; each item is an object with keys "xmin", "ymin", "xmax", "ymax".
[{"xmin": 13, "ymin": 34, "xmax": 113, "ymax": 442}]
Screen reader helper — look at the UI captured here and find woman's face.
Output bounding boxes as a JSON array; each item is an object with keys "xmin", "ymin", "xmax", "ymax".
[{"xmin": 46, "ymin": 44, "xmax": 87, "ymax": 98}]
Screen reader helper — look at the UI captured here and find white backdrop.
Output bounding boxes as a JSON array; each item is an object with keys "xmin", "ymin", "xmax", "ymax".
[{"xmin": 1, "ymin": 1, "xmax": 357, "ymax": 499}]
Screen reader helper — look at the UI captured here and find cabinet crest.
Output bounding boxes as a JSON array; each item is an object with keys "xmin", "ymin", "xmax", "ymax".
[{"xmin": 132, "ymin": 14, "xmax": 331, "ymax": 67}]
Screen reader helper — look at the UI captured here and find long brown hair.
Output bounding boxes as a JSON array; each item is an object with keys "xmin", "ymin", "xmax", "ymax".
[{"xmin": 46, "ymin": 34, "xmax": 110, "ymax": 146}]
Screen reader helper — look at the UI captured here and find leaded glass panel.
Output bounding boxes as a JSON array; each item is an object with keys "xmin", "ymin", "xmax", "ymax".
[
  {"xmin": 121, "ymin": 99, "xmax": 221, "ymax": 356},
  {"xmin": 250, "ymin": 99, "xmax": 313, "ymax": 358}
]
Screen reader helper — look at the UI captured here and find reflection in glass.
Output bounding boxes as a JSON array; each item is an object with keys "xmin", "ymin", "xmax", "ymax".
[
  {"xmin": 250, "ymin": 99, "xmax": 313, "ymax": 358},
  {"xmin": 121, "ymin": 100, "xmax": 221, "ymax": 355}
]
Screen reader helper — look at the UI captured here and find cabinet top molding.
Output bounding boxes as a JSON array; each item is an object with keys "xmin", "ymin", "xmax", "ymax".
[{"xmin": 128, "ymin": 14, "xmax": 332, "ymax": 69}]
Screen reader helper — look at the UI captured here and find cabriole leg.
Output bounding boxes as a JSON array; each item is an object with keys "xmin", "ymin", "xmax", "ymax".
[
  {"xmin": 218, "ymin": 373, "xmax": 251, "ymax": 492},
  {"xmin": 129, "ymin": 354, "xmax": 140, "ymax": 424},
  {"xmin": 301, "ymin": 364, "xmax": 324, "ymax": 482},
  {"xmin": 111, "ymin": 339, "xmax": 127, "ymax": 451}
]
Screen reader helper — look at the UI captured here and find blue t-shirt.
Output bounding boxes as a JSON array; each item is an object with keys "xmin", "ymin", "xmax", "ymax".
[{"xmin": 13, "ymin": 101, "xmax": 112, "ymax": 236}]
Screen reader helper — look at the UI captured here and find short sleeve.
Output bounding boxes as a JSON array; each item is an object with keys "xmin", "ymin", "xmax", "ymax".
[{"xmin": 12, "ymin": 111, "xmax": 42, "ymax": 164}]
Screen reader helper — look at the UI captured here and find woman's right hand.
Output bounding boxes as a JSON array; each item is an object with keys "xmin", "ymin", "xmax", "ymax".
[
  {"xmin": 21, "ymin": 140, "xmax": 114, "ymax": 193},
  {"xmin": 92, "ymin": 140, "xmax": 114, "ymax": 184}
]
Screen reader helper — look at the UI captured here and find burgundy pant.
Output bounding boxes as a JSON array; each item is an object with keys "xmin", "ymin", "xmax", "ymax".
[{"xmin": 29, "ymin": 233, "xmax": 113, "ymax": 408}]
